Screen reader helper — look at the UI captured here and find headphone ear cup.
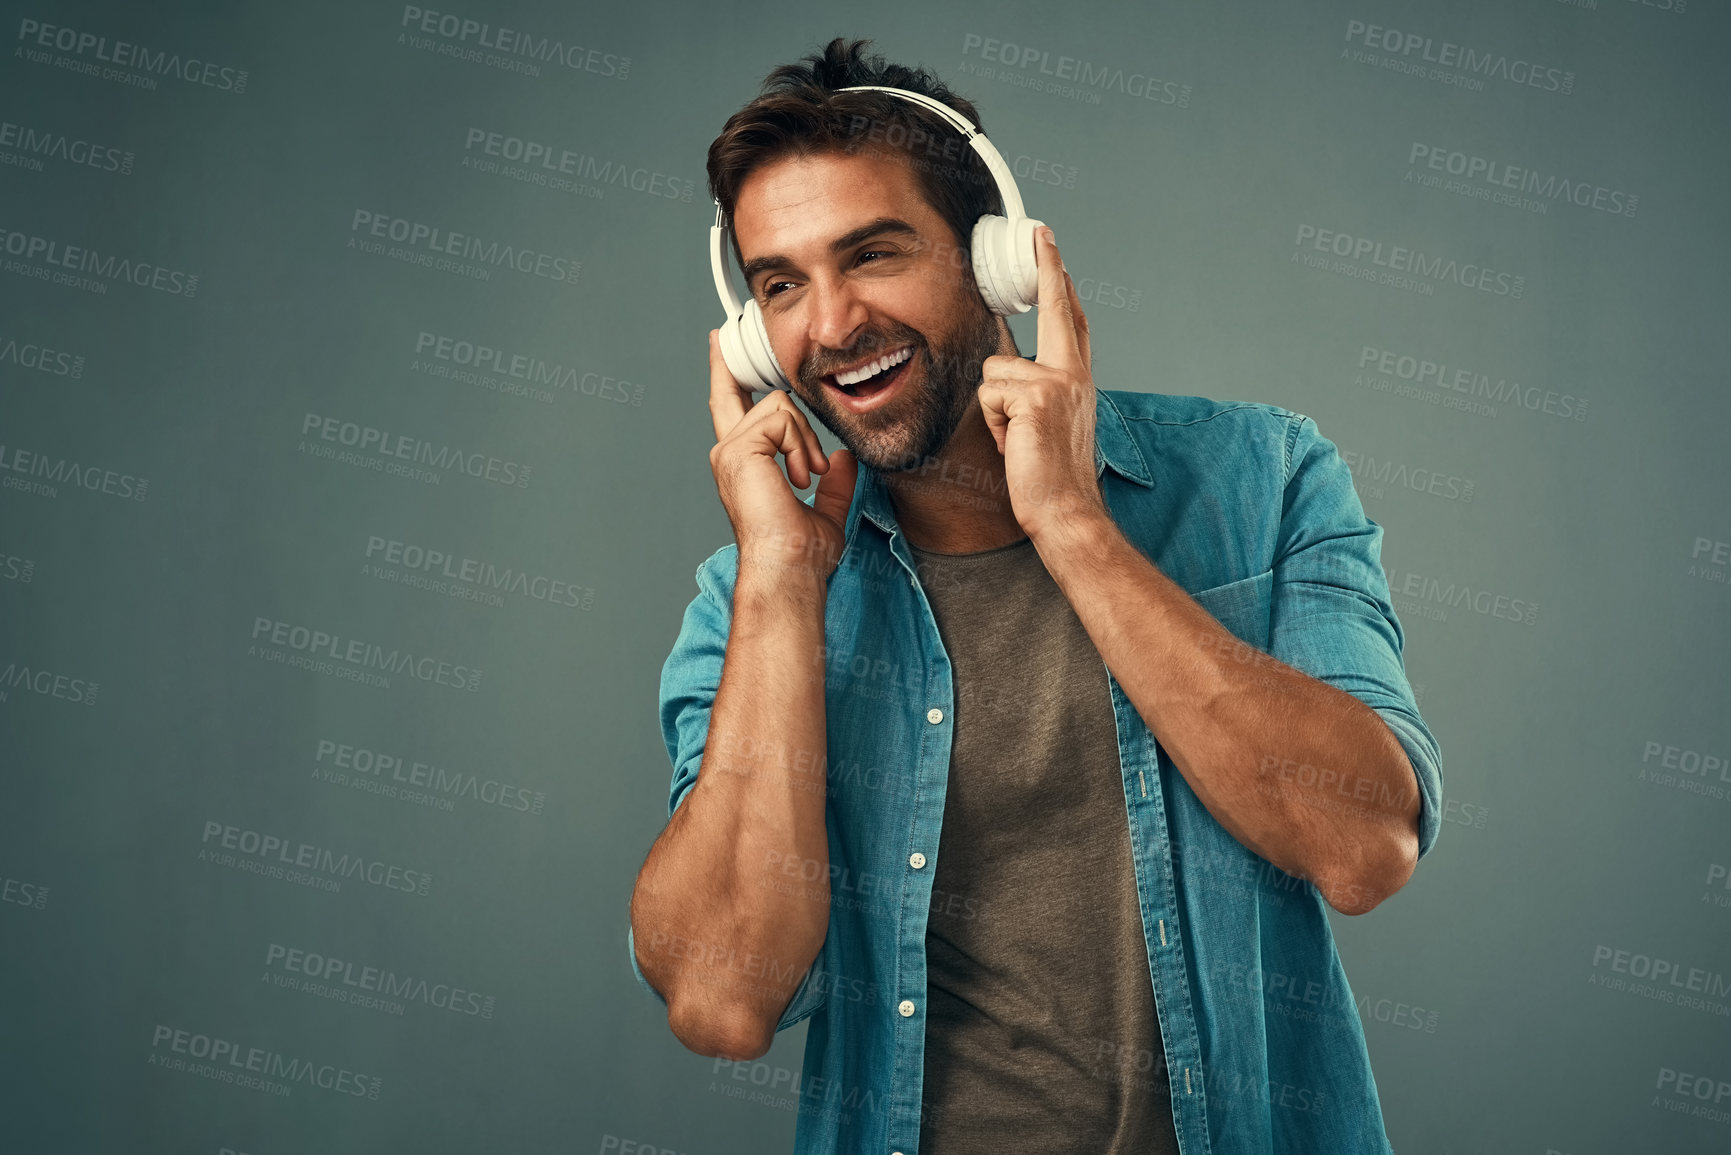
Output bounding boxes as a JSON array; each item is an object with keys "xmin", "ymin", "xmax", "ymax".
[
  {"xmin": 719, "ymin": 300, "xmax": 789, "ymax": 393},
  {"xmin": 717, "ymin": 311, "xmax": 769, "ymax": 392},
  {"xmin": 742, "ymin": 298, "xmax": 792, "ymax": 391},
  {"xmin": 970, "ymin": 215, "xmax": 1043, "ymax": 316}
]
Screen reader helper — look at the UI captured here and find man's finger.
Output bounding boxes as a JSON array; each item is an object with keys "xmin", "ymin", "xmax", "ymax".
[
  {"xmin": 1064, "ymin": 265, "xmax": 1091, "ymax": 374},
  {"xmin": 1033, "ymin": 227, "xmax": 1081, "ymax": 373},
  {"xmin": 718, "ymin": 389, "xmax": 829, "ymax": 486},
  {"xmin": 708, "ymin": 329, "xmax": 754, "ymax": 442}
]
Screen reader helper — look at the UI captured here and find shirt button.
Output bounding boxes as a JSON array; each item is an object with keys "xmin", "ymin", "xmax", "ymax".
[
  {"xmin": 898, "ymin": 999, "xmax": 916, "ymax": 1017},
  {"xmin": 927, "ymin": 707, "xmax": 943, "ymax": 724},
  {"xmin": 909, "ymin": 852, "xmax": 926, "ymax": 869}
]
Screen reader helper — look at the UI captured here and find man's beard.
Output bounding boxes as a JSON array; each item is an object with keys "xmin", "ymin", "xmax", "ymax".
[{"xmin": 793, "ymin": 294, "xmax": 1004, "ymax": 475}]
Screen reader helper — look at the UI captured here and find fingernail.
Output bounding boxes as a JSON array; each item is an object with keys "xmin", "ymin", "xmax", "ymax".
[{"xmin": 1043, "ymin": 227, "xmax": 1055, "ymax": 244}]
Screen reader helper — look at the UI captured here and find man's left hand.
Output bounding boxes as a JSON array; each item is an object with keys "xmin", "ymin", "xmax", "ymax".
[{"xmin": 977, "ymin": 226, "xmax": 1109, "ymax": 546}]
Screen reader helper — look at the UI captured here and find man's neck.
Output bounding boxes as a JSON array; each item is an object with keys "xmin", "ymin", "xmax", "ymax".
[{"xmin": 882, "ymin": 405, "xmax": 1028, "ymax": 554}]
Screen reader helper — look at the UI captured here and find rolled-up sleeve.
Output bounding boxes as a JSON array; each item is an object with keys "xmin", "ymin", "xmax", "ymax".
[
  {"xmin": 660, "ymin": 549, "xmax": 737, "ymax": 822},
  {"xmin": 1267, "ymin": 415, "xmax": 1445, "ymax": 862},
  {"xmin": 630, "ymin": 546, "xmax": 830, "ymax": 1030}
]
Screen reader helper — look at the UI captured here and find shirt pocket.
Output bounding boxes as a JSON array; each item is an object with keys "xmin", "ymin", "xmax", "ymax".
[{"xmin": 1187, "ymin": 567, "xmax": 1273, "ymax": 653}]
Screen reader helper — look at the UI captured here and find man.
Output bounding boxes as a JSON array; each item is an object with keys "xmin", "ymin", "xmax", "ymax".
[{"xmin": 629, "ymin": 37, "xmax": 1443, "ymax": 1155}]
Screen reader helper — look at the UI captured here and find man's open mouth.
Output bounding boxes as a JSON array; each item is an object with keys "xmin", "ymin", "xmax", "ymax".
[{"xmin": 824, "ymin": 344, "xmax": 915, "ymax": 399}]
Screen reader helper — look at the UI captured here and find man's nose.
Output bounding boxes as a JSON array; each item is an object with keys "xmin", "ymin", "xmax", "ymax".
[{"xmin": 806, "ymin": 274, "xmax": 871, "ymax": 352}]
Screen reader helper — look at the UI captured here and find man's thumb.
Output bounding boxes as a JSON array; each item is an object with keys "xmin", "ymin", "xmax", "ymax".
[{"xmin": 811, "ymin": 448, "xmax": 858, "ymax": 526}]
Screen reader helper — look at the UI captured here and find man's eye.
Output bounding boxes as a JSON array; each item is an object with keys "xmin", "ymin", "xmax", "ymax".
[{"xmin": 763, "ymin": 251, "xmax": 898, "ymax": 300}]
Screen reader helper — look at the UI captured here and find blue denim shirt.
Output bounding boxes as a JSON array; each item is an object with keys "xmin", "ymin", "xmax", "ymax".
[{"xmin": 632, "ymin": 388, "xmax": 1444, "ymax": 1154}]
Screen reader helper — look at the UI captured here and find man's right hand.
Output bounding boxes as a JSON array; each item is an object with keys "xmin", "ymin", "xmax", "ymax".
[{"xmin": 707, "ymin": 329, "xmax": 859, "ymax": 582}]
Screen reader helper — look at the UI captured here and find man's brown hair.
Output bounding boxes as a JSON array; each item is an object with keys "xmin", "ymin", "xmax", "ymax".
[{"xmin": 706, "ymin": 37, "xmax": 1002, "ymax": 279}]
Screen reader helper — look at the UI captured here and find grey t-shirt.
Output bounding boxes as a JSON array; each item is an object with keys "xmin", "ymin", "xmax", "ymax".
[{"xmin": 907, "ymin": 534, "xmax": 1178, "ymax": 1154}]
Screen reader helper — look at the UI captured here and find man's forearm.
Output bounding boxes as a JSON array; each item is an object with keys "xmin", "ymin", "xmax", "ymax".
[
  {"xmin": 630, "ymin": 565, "xmax": 833, "ymax": 1058},
  {"xmin": 1035, "ymin": 515, "xmax": 1421, "ymax": 914}
]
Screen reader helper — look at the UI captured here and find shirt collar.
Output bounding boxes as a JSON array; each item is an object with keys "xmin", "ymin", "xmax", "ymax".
[{"xmin": 848, "ymin": 386, "xmax": 1153, "ymax": 539}]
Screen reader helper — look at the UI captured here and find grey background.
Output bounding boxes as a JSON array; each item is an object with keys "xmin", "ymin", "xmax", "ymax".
[{"xmin": 2, "ymin": 0, "xmax": 1727, "ymax": 1152}]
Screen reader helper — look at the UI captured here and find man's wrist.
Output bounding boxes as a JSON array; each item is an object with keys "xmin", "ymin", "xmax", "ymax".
[
  {"xmin": 736, "ymin": 554, "xmax": 830, "ymax": 611},
  {"xmin": 1030, "ymin": 507, "xmax": 1121, "ymax": 564}
]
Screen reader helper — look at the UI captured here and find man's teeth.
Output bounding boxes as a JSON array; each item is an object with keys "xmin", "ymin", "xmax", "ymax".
[{"xmin": 835, "ymin": 346, "xmax": 912, "ymax": 387}]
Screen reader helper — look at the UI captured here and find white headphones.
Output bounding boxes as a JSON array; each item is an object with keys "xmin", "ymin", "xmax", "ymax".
[{"xmin": 709, "ymin": 84, "xmax": 1046, "ymax": 394}]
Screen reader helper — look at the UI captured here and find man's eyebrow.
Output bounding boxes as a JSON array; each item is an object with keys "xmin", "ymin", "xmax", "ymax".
[{"xmin": 739, "ymin": 218, "xmax": 921, "ymax": 290}]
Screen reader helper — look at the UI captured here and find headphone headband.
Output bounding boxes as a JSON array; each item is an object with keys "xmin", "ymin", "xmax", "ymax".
[{"xmin": 832, "ymin": 85, "xmax": 1026, "ymax": 220}]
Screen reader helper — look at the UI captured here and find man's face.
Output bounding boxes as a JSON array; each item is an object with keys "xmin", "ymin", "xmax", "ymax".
[{"xmin": 731, "ymin": 148, "xmax": 1006, "ymax": 473}]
